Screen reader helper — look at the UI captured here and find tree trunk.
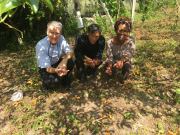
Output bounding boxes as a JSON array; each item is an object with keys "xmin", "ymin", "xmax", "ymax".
[
  {"xmin": 130, "ymin": 0, "xmax": 136, "ymax": 36},
  {"xmin": 117, "ymin": 0, "xmax": 121, "ymax": 19},
  {"xmin": 100, "ymin": 0, "xmax": 114, "ymax": 29}
]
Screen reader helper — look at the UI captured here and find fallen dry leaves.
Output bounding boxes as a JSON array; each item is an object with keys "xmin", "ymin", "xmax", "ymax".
[
  {"xmin": 32, "ymin": 96, "xmax": 42, "ymax": 105},
  {"xmin": 174, "ymin": 68, "xmax": 177, "ymax": 72},
  {"xmin": 100, "ymin": 124, "xmax": 104, "ymax": 128},
  {"xmin": 105, "ymin": 131, "xmax": 112, "ymax": 135},
  {"xmin": 27, "ymin": 79, "xmax": 33, "ymax": 85},
  {"xmin": 165, "ymin": 88, "xmax": 174, "ymax": 91},
  {"xmin": 133, "ymin": 70, "xmax": 140, "ymax": 76},
  {"xmin": 31, "ymin": 110, "xmax": 35, "ymax": 114},
  {"xmin": 70, "ymin": 96, "xmax": 81, "ymax": 100},
  {"xmin": 147, "ymin": 88, "xmax": 152, "ymax": 93},
  {"xmin": 70, "ymin": 97, "xmax": 75, "ymax": 100},
  {"xmin": 108, "ymin": 114, "xmax": 114, "ymax": 120},
  {"xmin": 59, "ymin": 130, "xmax": 65, "ymax": 135},
  {"xmin": 168, "ymin": 130, "xmax": 179, "ymax": 135},
  {"xmin": 101, "ymin": 114, "xmax": 114, "ymax": 119},
  {"xmin": 101, "ymin": 98, "xmax": 111, "ymax": 104},
  {"xmin": 76, "ymin": 96, "xmax": 80, "ymax": 100},
  {"xmin": 13, "ymin": 102, "xmax": 20, "ymax": 107},
  {"xmin": 32, "ymin": 100, "xmax": 37, "ymax": 105},
  {"xmin": 101, "ymin": 114, "xmax": 107, "ymax": 118},
  {"xmin": 36, "ymin": 96, "xmax": 41, "ymax": 100},
  {"xmin": 146, "ymin": 64, "xmax": 151, "ymax": 68},
  {"xmin": 122, "ymin": 84, "xmax": 132, "ymax": 90},
  {"xmin": 0, "ymin": 77, "xmax": 6, "ymax": 82},
  {"xmin": 78, "ymin": 83, "xmax": 83, "ymax": 86},
  {"xmin": 78, "ymin": 110, "xmax": 84, "ymax": 113},
  {"xmin": 154, "ymin": 66, "xmax": 163, "ymax": 71}
]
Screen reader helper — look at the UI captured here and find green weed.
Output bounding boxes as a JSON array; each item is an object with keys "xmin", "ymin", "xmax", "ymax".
[{"xmin": 124, "ymin": 112, "xmax": 134, "ymax": 119}]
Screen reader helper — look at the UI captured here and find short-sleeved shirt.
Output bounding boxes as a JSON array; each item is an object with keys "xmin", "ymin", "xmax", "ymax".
[
  {"xmin": 106, "ymin": 36, "xmax": 136, "ymax": 63},
  {"xmin": 74, "ymin": 33, "xmax": 105, "ymax": 61},
  {"xmin": 36, "ymin": 35, "xmax": 72, "ymax": 68}
]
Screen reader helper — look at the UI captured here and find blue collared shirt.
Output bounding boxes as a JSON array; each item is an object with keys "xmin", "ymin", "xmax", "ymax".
[{"xmin": 36, "ymin": 35, "xmax": 72, "ymax": 68}]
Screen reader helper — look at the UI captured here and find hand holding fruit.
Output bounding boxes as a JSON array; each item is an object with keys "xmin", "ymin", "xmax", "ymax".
[
  {"xmin": 113, "ymin": 63, "xmax": 120, "ymax": 71},
  {"xmin": 93, "ymin": 59, "xmax": 101, "ymax": 66},
  {"xmin": 84, "ymin": 58, "xmax": 95, "ymax": 68},
  {"xmin": 105, "ymin": 67, "xmax": 112, "ymax": 75},
  {"xmin": 55, "ymin": 67, "xmax": 69, "ymax": 76},
  {"xmin": 116, "ymin": 60, "xmax": 123, "ymax": 69},
  {"xmin": 56, "ymin": 58, "xmax": 69, "ymax": 76}
]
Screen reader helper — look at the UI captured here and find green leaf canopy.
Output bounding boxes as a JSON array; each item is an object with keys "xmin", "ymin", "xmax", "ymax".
[
  {"xmin": 0, "ymin": 0, "xmax": 53, "ymax": 17},
  {"xmin": 0, "ymin": 0, "xmax": 22, "ymax": 16},
  {"xmin": 26, "ymin": 0, "xmax": 39, "ymax": 13}
]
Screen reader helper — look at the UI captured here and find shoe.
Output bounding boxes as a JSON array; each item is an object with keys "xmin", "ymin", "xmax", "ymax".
[
  {"xmin": 90, "ymin": 74, "xmax": 97, "ymax": 79},
  {"xmin": 65, "ymin": 85, "xmax": 73, "ymax": 91}
]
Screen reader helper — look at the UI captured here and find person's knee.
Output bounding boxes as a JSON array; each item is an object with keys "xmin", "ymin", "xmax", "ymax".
[
  {"xmin": 123, "ymin": 63, "xmax": 131, "ymax": 69},
  {"xmin": 67, "ymin": 58, "xmax": 75, "ymax": 69},
  {"xmin": 75, "ymin": 57, "xmax": 85, "ymax": 68},
  {"xmin": 43, "ymin": 77, "xmax": 60, "ymax": 89}
]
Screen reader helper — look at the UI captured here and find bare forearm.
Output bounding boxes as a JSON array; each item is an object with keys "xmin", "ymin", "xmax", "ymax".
[
  {"xmin": 107, "ymin": 61, "xmax": 113, "ymax": 67},
  {"xmin": 66, "ymin": 51, "xmax": 74, "ymax": 59},
  {"xmin": 46, "ymin": 67, "xmax": 56, "ymax": 73}
]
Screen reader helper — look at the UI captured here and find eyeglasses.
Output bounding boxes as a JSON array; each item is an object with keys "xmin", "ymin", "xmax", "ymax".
[
  {"xmin": 118, "ymin": 30, "xmax": 129, "ymax": 34},
  {"xmin": 49, "ymin": 32, "xmax": 60, "ymax": 36}
]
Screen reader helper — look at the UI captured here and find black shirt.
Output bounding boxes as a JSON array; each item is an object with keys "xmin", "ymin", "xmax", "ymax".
[{"xmin": 74, "ymin": 33, "xmax": 105, "ymax": 61}]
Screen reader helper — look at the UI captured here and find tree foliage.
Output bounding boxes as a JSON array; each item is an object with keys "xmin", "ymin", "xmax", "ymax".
[{"xmin": 0, "ymin": 0, "xmax": 53, "ymax": 23}]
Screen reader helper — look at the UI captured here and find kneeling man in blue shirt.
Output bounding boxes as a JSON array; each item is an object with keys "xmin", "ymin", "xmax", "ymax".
[{"xmin": 36, "ymin": 21, "xmax": 75, "ymax": 91}]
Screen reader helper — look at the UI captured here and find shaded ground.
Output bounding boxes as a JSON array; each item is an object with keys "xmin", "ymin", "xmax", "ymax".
[{"xmin": 0, "ymin": 8, "xmax": 180, "ymax": 135}]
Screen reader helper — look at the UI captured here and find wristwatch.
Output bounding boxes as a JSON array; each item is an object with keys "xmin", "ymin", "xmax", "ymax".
[{"xmin": 65, "ymin": 56, "xmax": 69, "ymax": 60}]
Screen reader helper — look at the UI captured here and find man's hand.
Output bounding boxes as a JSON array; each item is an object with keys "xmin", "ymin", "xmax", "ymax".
[
  {"xmin": 84, "ymin": 58, "xmax": 95, "ymax": 67},
  {"xmin": 93, "ymin": 59, "xmax": 101, "ymax": 66},
  {"xmin": 56, "ymin": 58, "xmax": 69, "ymax": 76},
  {"xmin": 84, "ymin": 58, "xmax": 101, "ymax": 68},
  {"xmin": 55, "ymin": 67, "xmax": 69, "ymax": 76}
]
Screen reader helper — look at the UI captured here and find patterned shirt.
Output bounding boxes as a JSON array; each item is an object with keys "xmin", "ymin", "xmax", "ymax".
[{"xmin": 106, "ymin": 36, "xmax": 136, "ymax": 63}]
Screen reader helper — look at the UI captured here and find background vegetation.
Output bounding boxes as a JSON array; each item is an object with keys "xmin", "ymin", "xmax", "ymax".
[{"xmin": 0, "ymin": 0, "xmax": 178, "ymax": 51}]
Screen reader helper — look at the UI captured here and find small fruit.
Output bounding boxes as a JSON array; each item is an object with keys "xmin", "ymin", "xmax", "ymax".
[{"xmin": 106, "ymin": 69, "xmax": 111, "ymax": 73}]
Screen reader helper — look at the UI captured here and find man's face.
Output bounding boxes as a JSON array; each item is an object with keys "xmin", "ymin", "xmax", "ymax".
[
  {"xmin": 47, "ymin": 25, "xmax": 61, "ymax": 45},
  {"xmin": 86, "ymin": 31, "xmax": 100, "ymax": 44}
]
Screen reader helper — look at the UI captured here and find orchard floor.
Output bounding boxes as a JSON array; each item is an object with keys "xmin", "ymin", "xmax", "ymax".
[{"xmin": 0, "ymin": 8, "xmax": 180, "ymax": 135}]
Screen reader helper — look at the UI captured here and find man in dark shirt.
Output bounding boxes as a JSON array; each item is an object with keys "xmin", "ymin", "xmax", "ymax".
[{"xmin": 74, "ymin": 24, "xmax": 105, "ymax": 84}]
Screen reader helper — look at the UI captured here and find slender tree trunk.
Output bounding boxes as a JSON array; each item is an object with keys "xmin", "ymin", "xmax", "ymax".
[
  {"xmin": 175, "ymin": 1, "xmax": 180, "ymax": 26},
  {"xmin": 100, "ymin": 0, "xmax": 114, "ymax": 29},
  {"xmin": 117, "ymin": 0, "xmax": 121, "ymax": 19},
  {"xmin": 130, "ymin": 0, "xmax": 136, "ymax": 36}
]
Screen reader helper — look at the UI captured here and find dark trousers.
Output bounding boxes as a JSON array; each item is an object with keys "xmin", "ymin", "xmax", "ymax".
[
  {"xmin": 104, "ymin": 61, "xmax": 131, "ymax": 81},
  {"xmin": 38, "ymin": 58, "xmax": 75, "ymax": 89},
  {"xmin": 75, "ymin": 57, "xmax": 102, "ymax": 81}
]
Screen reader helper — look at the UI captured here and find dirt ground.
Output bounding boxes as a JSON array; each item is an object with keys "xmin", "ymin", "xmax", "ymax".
[{"xmin": 0, "ymin": 8, "xmax": 180, "ymax": 135}]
